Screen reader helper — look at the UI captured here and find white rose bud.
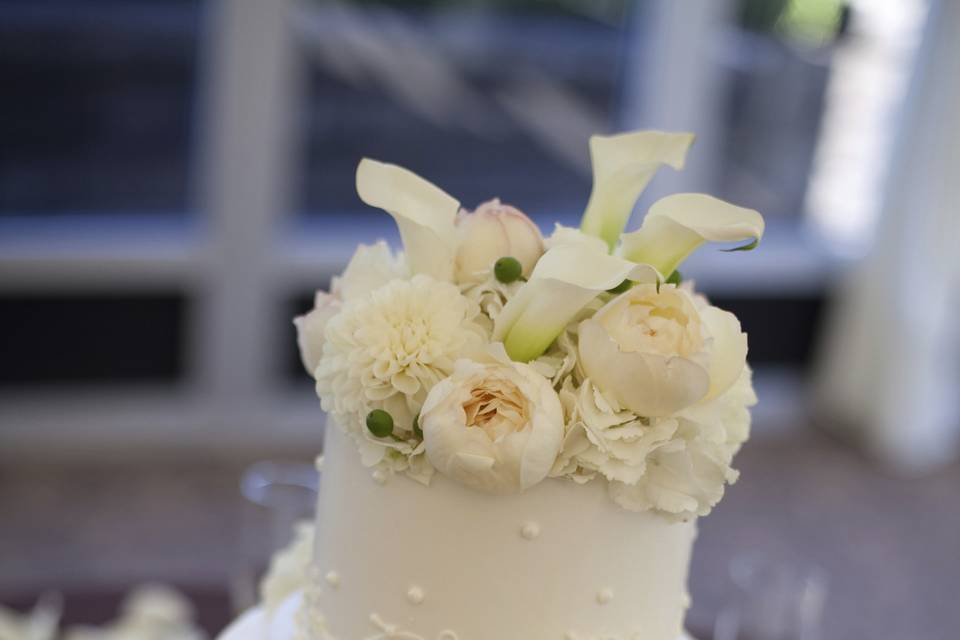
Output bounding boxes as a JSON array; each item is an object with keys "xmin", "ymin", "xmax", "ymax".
[
  {"xmin": 420, "ymin": 359, "xmax": 564, "ymax": 494},
  {"xmin": 454, "ymin": 199, "xmax": 544, "ymax": 284},
  {"xmin": 579, "ymin": 283, "xmax": 747, "ymax": 417}
]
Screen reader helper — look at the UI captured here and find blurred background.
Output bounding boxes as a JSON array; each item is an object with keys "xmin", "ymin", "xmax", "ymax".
[{"xmin": 1, "ymin": 0, "xmax": 958, "ymax": 638}]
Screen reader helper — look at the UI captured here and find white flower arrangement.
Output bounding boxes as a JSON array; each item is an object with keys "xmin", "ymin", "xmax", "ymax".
[{"xmin": 296, "ymin": 130, "xmax": 762, "ymax": 520}]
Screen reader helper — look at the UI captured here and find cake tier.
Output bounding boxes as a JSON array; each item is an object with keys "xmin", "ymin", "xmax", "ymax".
[
  {"xmin": 311, "ymin": 426, "xmax": 697, "ymax": 640},
  {"xmin": 217, "ymin": 594, "xmax": 696, "ymax": 640}
]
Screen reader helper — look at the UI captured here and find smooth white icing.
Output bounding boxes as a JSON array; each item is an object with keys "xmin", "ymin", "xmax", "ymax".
[{"xmin": 311, "ymin": 427, "xmax": 696, "ymax": 639}]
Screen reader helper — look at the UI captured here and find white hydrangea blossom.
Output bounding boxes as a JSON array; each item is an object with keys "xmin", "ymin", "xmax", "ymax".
[
  {"xmin": 553, "ymin": 380, "xmax": 679, "ymax": 485},
  {"xmin": 260, "ymin": 521, "xmax": 315, "ymax": 614},
  {"xmin": 554, "ymin": 365, "xmax": 756, "ymax": 521},
  {"xmin": 460, "ymin": 275, "xmax": 522, "ymax": 334},
  {"xmin": 64, "ymin": 585, "xmax": 203, "ymax": 640},
  {"xmin": 0, "ymin": 595, "xmax": 60, "ymax": 640}
]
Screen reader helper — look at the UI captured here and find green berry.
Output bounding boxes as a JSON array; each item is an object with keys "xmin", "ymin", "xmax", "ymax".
[
  {"xmin": 494, "ymin": 256, "xmax": 522, "ymax": 284},
  {"xmin": 666, "ymin": 270, "xmax": 682, "ymax": 286},
  {"xmin": 413, "ymin": 412, "xmax": 423, "ymax": 439},
  {"xmin": 607, "ymin": 279, "xmax": 632, "ymax": 294},
  {"xmin": 366, "ymin": 409, "xmax": 394, "ymax": 438}
]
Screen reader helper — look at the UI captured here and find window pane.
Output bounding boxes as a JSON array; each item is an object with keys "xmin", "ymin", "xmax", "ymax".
[
  {"xmin": 0, "ymin": 1, "xmax": 202, "ymax": 216},
  {"xmin": 293, "ymin": 0, "xmax": 849, "ymax": 223},
  {"xmin": 295, "ymin": 2, "xmax": 626, "ymax": 224},
  {"xmin": 0, "ymin": 292, "xmax": 187, "ymax": 385},
  {"xmin": 708, "ymin": 294, "xmax": 825, "ymax": 368}
]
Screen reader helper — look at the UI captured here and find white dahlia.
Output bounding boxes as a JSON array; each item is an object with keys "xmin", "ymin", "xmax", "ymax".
[
  {"xmin": 315, "ymin": 275, "xmax": 486, "ymax": 467},
  {"xmin": 294, "ymin": 241, "xmax": 405, "ymax": 378}
]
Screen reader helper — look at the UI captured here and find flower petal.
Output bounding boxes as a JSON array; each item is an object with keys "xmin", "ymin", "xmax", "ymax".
[
  {"xmin": 578, "ymin": 319, "xmax": 710, "ymax": 417},
  {"xmin": 493, "ymin": 244, "xmax": 662, "ymax": 362},
  {"xmin": 356, "ymin": 158, "xmax": 460, "ymax": 281},
  {"xmin": 620, "ymin": 193, "xmax": 765, "ymax": 275},
  {"xmin": 333, "ymin": 241, "xmax": 406, "ymax": 301},
  {"xmin": 700, "ymin": 305, "xmax": 748, "ymax": 400},
  {"xmin": 545, "ymin": 223, "xmax": 610, "ymax": 254},
  {"xmin": 293, "ymin": 291, "xmax": 341, "ymax": 378},
  {"xmin": 579, "ymin": 131, "xmax": 695, "ymax": 250}
]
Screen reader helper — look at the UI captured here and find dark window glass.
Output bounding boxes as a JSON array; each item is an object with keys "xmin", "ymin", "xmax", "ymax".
[
  {"xmin": 0, "ymin": 1, "xmax": 202, "ymax": 216},
  {"xmin": 296, "ymin": 2, "xmax": 627, "ymax": 223},
  {"xmin": 295, "ymin": 0, "xmax": 843, "ymax": 222},
  {"xmin": 0, "ymin": 292, "xmax": 187, "ymax": 385},
  {"xmin": 709, "ymin": 294, "xmax": 826, "ymax": 368},
  {"xmin": 284, "ymin": 291, "xmax": 323, "ymax": 384}
]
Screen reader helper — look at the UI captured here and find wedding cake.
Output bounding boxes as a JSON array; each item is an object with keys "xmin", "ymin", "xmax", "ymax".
[{"xmin": 226, "ymin": 130, "xmax": 763, "ymax": 640}]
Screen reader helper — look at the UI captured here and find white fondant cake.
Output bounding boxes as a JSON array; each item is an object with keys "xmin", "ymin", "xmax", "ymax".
[
  {"xmin": 226, "ymin": 130, "xmax": 764, "ymax": 640},
  {"xmin": 309, "ymin": 427, "xmax": 696, "ymax": 639},
  {"xmin": 218, "ymin": 594, "xmax": 698, "ymax": 640}
]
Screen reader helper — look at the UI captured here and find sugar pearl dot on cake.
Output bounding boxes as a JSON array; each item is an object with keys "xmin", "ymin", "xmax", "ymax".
[
  {"xmin": 596, "ymin": 588, "xmax": 614, "ymax": 605},
  {"xmin": 520, "ymin": 521, "xmax": 541, "ymax": 540},
  {"xmin": 325, "ymin": 571, "xmax": 341, "ymax": 588},
  {"xmin": 406, "ymin": 585, "xmax": 425, "ymax": 605}
]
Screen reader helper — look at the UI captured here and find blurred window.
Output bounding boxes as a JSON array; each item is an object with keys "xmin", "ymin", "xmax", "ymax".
[
  {"xmin": 0, "ymin": 0, "xmax": 929, "ymax": 449},
  {"xmin": 0, "ymin": 0, "xmax": 202, "ymax": 216},
  {"xmin": 293, "ymin": 0, "xmax": 625, "ymax": 225},
  {"xmin": 0, "ymin": 292, "xmax": 186, "ymax": 386},
  {"xmin": 290, "ymin": 0, "xmax": 851, "ymax": 226}
]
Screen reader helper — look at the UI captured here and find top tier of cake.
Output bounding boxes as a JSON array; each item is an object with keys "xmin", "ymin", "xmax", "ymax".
[{"xmin": 309, "ymin": 425, "xmax": 697, "ymax": 640}]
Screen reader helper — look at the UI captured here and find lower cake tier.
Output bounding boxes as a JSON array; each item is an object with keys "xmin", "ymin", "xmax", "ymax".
[
  {"xmin": 216, "ymin": 594, "xmax": 695, "ymax": 640},
  {"xmin": 311, "ymin": 426, "xmax": 697, "ymax": 640}
]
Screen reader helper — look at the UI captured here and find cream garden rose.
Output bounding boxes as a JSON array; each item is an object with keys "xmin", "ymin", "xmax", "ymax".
[
  {"xmin": 455, "ymin": 199, "xmax": 544, "ymax": 284},
  {"xmin": 579, "ymin": 283, "xmax": 747, "ymax": 417},
  {"xmin": 420, "ymin": 359, "xmax": 564, "ymax": 494}
]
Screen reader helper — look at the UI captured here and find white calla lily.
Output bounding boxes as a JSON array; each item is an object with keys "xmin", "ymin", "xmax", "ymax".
[
  {"xmin": 544, "ymin": 223, "xmax": 610, "ymax": 254},
  {"xmin": 579, "ymin": 131, "xmax": 694, "ymax": 250},
  {"xmin": 620, "ymin": 193, "xmax": 764, "ymax": 276},
  {"xmin": 356, "ymin": 158, "xmax": 460, "ymax": 281},
  {"xmin": 493, "ymin": 244, "xmax": 662, "ymax": 362}
]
